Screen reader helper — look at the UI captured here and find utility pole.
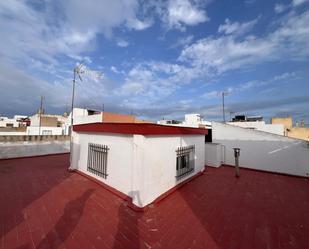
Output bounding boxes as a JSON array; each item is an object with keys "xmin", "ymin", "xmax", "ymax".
[
  {"xmin": 222, "ymin": 92, "xmax": 229, "ymax": 123},
  {"xmin": 69, "ymin": 64, "xmax": 84, "ymax": 170},
  {"xmin": 38, "ymin": 96, "xmax": 44, "ymax": 135}
]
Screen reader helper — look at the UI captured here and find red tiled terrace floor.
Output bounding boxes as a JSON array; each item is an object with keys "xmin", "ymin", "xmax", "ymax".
[{"xmin": 0, "ymin": 154, "xmax": 308, "ymax": 249}]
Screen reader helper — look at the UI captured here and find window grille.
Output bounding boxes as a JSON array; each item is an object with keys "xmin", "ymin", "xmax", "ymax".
[
  {"xmin": 176, "ymin": 145, "xmax": 195, "ymax": 180},
  {"xmin": 87, "ymin": 143, "xmax": 109, "ymax": 179}
]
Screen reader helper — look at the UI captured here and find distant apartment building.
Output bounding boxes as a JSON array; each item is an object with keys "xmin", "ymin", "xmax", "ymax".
[
  {"xmin": 271, "ymin": 117, "xmax": 309, "ymax": 141},
  {"xmin": 158, "ymin": 114, "xmax": 211, "ymax": 129},
  {"xmin": 228, "ymin": 115, "xmax": 284, "ymax": 136},
  {"xmin": 0, "ymin": 115, "xmax": 28, "ymax": 128},
  {"xmin": 27, "ymin": 112, "xmax": 67, "ymax": 135}
]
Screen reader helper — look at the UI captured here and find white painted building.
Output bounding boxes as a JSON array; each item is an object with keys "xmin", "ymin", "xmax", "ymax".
[
  {"xmin": 26, "ymin": 126, "xmax": 63, "ymax": 135},
  {"xmin": 71, "ymin": 123, "xmax": 209, "ymax": 208},
  {"xmin": 227, "ymin": 120, "xmax": 284, "ymax": 135},
  {"xmin": 158, "ymin": 113, "xmax": 211, "ymax": 128},
  {"xmin": 0, "ymin": 115, "xmax": 27, "ymax": 128}
]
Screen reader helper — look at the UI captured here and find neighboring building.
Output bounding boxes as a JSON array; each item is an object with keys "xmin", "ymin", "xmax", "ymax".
[
  {"xmin": 71, "ymin": 123, "xmax": 209, "ymax": 208},
  {"xmin": 157, "ymin": 119, "xmax": 182, "ymax": 125},
  {"xmin": 271, "ymin": 117, "xmax": 309, "ymax": 141},
  {"xmin": 228, "ymin": 115, "xmax": 284, "ymax": 136},
  {"xmin": 184, "ymin": 114, "xmax": 211, "ymax": 128},
  {"xmin": 0, "ymin": 115, "xmax": 28, "ymax": 128},
  {"xmin": 27, "ymin": 113, "xmax": 68, "ymax": 135},
  {"xmin": 65, "ymin": 108, "xmax": 152, "ymax": 134},
  {"xmin": 158, "ymin": 114, "xmax": 211, "ymax": 129}
]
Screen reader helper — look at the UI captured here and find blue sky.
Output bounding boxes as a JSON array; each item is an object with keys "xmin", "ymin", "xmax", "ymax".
[{"xmin": 0, "ymin": 0, "xmax": 309, "ymax": 122}]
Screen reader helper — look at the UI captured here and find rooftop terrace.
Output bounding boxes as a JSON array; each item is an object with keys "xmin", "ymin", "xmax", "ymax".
[{"xmin": 0, "ymin": 154, "xmax": 308, "ymax": 249}]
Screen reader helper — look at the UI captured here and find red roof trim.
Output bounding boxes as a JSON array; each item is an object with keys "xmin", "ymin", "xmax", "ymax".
[{"xmin": 73, "ymin": 123, "xmax": 208, "ymax": 135}]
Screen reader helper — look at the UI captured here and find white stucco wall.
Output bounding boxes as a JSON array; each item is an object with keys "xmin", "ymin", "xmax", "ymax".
[
  {"xmin": 72, "ymin": 132, "xmax": 206, "ymax": 207},
  {"xmin": 205, "ymin": 143, "xmax": 223, "ymax": 167},
  {"xmin": 141, "ymin": 135, "xmax": 205, "ymax": 206},
  {"xmin": 211, "ymin": 122, "xmax": 309, "ymax": 177},
  {"xmin": 227, "ymin": 121, "xmax": 284, "ymax": 135},
  {"xmin": 71, "ymin": 132, "xmax": 134, "ymax": 198},
  {"xmin": 27, "ymin": 126, "xmax": 63, "ymax": 135}
]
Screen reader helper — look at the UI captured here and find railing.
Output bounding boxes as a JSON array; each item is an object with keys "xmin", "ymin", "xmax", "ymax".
[
  {"xmin": 87, "ymin": 143, "xmax": 109, "ymax": 179},
  {"xmin": 176, "ymin": 145, "xmax": 195, "ymax": 180}
]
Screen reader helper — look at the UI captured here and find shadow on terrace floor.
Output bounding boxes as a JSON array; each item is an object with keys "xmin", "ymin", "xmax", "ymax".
[
  {"xmin": 113, "ymin": 191, "xmax": 142, "ymax": 249},
  {"xmin": 35, "ymin": 189, "xmax": 94, "ymax": 249},
  {"xmin": 0, "ymin": 154, "xmax": 70, "ymax": 242}
]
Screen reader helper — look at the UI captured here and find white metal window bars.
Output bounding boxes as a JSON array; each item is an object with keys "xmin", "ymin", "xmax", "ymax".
[
  {"xmin": 176, "ymin": 145, "xmax": 195, "ymax": 180},
  {"xmin": 87, "ymin": 143, "xmax": 109, "ymax": 179}
]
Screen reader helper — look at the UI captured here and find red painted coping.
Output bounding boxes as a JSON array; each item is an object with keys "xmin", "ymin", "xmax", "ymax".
[{"xmin": 73, "ymin": 122, "xmax": 209, "ymax": 135}]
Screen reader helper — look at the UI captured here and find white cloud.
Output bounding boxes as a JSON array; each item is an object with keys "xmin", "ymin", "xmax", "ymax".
[
  {"xmin": 292, "ymin": 0, "xmax": 309, "ymax": 6},
  {"xmin": 202, "ymin": 90, "xmax": 219, "ymax": 99},
  {"xmin": 274, "ymin": 4, "xmax": 288, "ymax": 14},
  {"xmin": 162, "ymin": 0, "xmax": 209, "ymax": 30},
  {"xmin": 179, "ymin": 10, "xmax": 309, "ymax": 75},
  {"xmin": 218, "ymin": 18, "xmax": 258, "ymax": 36},
  {"xmin": 111, "ymin": 66, "xmax": 121, "ymax": 74},
  {"xmin": 170, "ymin": 35, "xmax": 194, "ymax": 48},
  {"xmin": 117, "ymin": 40, "xmax": 129, "ymax": 47}
]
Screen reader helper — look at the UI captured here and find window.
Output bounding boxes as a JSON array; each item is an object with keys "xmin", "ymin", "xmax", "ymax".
[
  {"xmin": 87, "ymin": 143, "xmax": 109, "ymax": 179},
  {"xmin": 176, "ymin": 145, "xmax": 195, "ymax": 180},
  {"xmin": 42, "ymin": 130, "xmax": 52, "ymax": 135}
]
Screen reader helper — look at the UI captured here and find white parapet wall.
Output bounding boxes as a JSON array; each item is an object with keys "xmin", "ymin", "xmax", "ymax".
[
  {"xmin": 210, "ymin": 122, "xmax": 309, "ymax": 177},
  {"xmin": 0, "ymin": 140, "xmax": 70, "ymax": 159}
]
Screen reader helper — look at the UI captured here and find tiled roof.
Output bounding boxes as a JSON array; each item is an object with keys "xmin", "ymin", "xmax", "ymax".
[
  {"xmin": 0, "ymin": 154, "xmax": 308, "ymax": 249},
  {"xmin": 73, "ymin": 122, "xmax": 209, "ymax": 135}
]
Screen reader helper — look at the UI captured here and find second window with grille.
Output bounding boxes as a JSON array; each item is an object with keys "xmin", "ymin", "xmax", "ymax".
[
  {"xmin": 87, "ymin": 143, "xmax": 109, "ymax": 179},
  {"xmin": 176, "ymin": 145, "xmax": 195, "ymax": 180}
]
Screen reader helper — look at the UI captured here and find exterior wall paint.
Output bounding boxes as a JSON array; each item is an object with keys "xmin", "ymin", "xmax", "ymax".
[
  {"xmin": 26, "ymin": 126, "xmax": 63, "ymax": 135},
  {"xmin": 141, "ymin": 135, "xmax": 205, "ymax": 206},
  {"xmin": 287, "ymin": 127, "xmax": 309, "ymax": 141},
  {"xmin": 0, "ymin": 141, "xmax": 69, "ymax": 159},
  {"xmin": 103, "ymin": 112, "xmax": 135, "ymax": 123},
  {"xmin": 71, "ymin": 132, "xmax": 134, "ymax": 198},
  {"xmin": 227, "ymin": 121, "xmax": 284, "ymax": 136},
  {"xmin": 205, "ymin": 143, "xmax": 223, "ymax": 167},
  {"xmin": 211, "ymin": 122, "xmax": 309, "ymax": 177},
  {"xmin": 72, "ymin": 132, "xmax": 206, "ymax": 207}
]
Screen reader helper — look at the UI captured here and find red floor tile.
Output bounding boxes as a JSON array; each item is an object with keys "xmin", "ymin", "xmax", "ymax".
[{"xmin": 1, "ymin": 154, "xmax": 309, "ymax": 249}]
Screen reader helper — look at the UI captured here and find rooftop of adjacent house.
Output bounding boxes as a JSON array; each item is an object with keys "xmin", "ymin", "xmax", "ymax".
[
  {"xmin": 73, "ymin": 122, "xmax": 209, "ymax": 135},
  {"xmin": 1, "ymin": 154, "xmax": 308, "ymax": 249}
]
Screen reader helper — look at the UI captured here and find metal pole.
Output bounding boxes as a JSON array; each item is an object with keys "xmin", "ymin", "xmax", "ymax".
[
  {"xmin": 69, "ymin": 69, "xmax": 76, "ymax": 169},
  {"xmin": 38, "ymin": 96, "xmax": 44, "ymax": 136},
  {"xmin": 222, "ymin": 92, "xmax": 225, "ymax": 123}
]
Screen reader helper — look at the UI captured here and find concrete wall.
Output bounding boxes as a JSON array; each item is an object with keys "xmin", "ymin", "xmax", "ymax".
[
  {"xmin": 0, "ymin": 140, "xmax": 70, "ymax": 159},
  {"xmin": 26, "ymin": 126, "xmax": 63, "ymax": 135},
  {"xmin": 72, "ymin": 132, "xmax": 206, "ymax": 207},
  {"xmin": 0, "ymin": 135, "xmax": 69, "ymax": 143},
  {"xmin": 227, "ymin": 121, "xmax": 284, "ymax": 135},
  {"xmin": 288, "ymin": 127, "xmax": 309, "ymax": 141},
  {"xmin": 211, "ymin": 122, "xmax": 309, "ymax": 177}
]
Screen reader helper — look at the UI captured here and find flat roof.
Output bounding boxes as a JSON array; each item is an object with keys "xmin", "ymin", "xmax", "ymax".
[
  {"xmin": 73, "ymin": 122, "xmax": 209, "ymax": 135},
  {"xmin": 1, "ymin": 154, "xmax": 308, "ymax": 248}
]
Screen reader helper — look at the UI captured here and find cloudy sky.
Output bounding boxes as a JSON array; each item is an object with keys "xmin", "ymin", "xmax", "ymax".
[{"xmin": 0, "ymin": 0, "xmax": 309, "ymax": 122}]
